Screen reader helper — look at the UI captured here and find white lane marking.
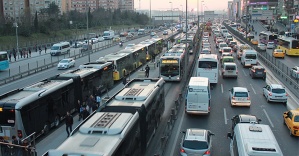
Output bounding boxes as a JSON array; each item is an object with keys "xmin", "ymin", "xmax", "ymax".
[
  {"xmin": 170, "ymin": 107, "xmax": 185, "ymax": 156},
  {"xmin": 224, "ymin": 108, "xmax": 228, "ymax": 124},
  {"xmin": 263, "ymin": 109, "xmax": 274, "ymax": 128},
  {"xmin": 221, "ymin": 84, "xmax": 224, "ymax": 93},
  {"xmin": 250, "ymin": 84, "xmax": 256, "ymax": 94},
  {"xmin": 242, "ymin": 69, "xmax": 247, "ymax": 76}
]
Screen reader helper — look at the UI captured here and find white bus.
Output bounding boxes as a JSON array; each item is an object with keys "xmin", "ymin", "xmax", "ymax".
[
  {"xmin": 186, "ymin": 77, "xmax": 211, "ymax": 115},
  {"xmin": 259, "ymin": 31, "xmax": 278, "ymax": 45},
  {"xmin": 227, "ymin": 123, "xmax": 283, "ymax": 156},
  {"xmin": 160, "ymin": 46, "xmax": 187, "ymax": 81},
  {"xmin": 50, "ymin": 42, "xmax": 71, "ymax": 56},
  {"xmin": 46, "ymin": 78, "xmax": 165, "ymax": 156},
  {"xmin": 197, "ymin": 54, "xmax": 219, "ymax": 84}
]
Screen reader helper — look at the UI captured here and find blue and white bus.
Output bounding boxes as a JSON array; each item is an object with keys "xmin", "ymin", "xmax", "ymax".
[{"xmin": 0, "ymin": 51, "xmax": 9, "ymax": 70}]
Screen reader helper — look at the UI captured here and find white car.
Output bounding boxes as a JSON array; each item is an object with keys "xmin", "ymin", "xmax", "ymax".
[
  {"xmin": 218, "ymin": 42, "xmax": 228, "ymax": 53},
  {"xmin": 229, "ymin": 87, "xmax": 251, "ymax": 107},
  {"xmin": 201, "ymin": 48, "xmax": 211, "ymax": 54},
  {"xmin": 263, "ymin": 84, "xmax": 288, "ymax": 104},
  {"xmin": 125, "ymin": 44, "xmax": 136, "ymax": 49},
  {"xmin": 257, "ymin": 43, "xmax": 266, "ymax": 51},
  {"xmin": 150, "ymin": 32, "xmax": 156, "ymax": 36},
  {"xmin": 57, "ymin": 58, "xmax": 75, "ymax": 70},
  {"xmin": 266, "ymin": 42, "xmax": 275, "ymax": 49},
  {"xmin": 98, "ymin": 37, "xmax": 105, "ymax": 42},
  {"xmin": 291, "ymin": 66, "xmax": 299, "ymax": 79},
  {"xmin": 91, "ymin": 38, "xmax": 98, "ymax": 43}
]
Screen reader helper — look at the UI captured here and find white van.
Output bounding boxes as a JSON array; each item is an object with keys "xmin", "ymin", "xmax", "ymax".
[
  {"xmin": 50, "ymin": 42, "xmax": 70, "ymax": 56},
  {"xmin": 227, "ymin": 123, "xmax": 283, "ymax": 156},
  {"xmin": 241, "ymin": 50, "xmax": 257, "ymax": 67},
  {"xmin": 186, "ymin": 77, "xmax": 211, "ymax": 115},
  {"xmin": 103, "ymin": 30, "xmax": 115, "ymax": 40},
  {"xmin": 222, "ymin": 62, "xmax": 238, "ymax": 78}
]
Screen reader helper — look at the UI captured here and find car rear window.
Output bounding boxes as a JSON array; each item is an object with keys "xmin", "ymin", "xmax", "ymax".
[
  {"xmin": 272, "ymin": 89, "xmax": 285, "ymax": 93},
  {"xmin": 225, "ymin": 65, "xmax": 236, "ymax": 70},
  {"xmin": 223, "ymin": 49, "xmax": 231, "ymax": 52},
  {"xmin": 234, "ymin": 92, "xmax": 248, "ymax": 97},
  {"xmin": 183, "ymin": 140, "xmax": 208, "ymax": 150}
]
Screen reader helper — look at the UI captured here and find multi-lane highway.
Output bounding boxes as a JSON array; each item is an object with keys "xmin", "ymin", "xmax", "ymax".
[
  {"xmin": 1, "ymin": 24, "xmax": 299, "ymax": 156},
  {"xmin": 158, "ymin": 26, "xmax": 299, "ymax": 156}
]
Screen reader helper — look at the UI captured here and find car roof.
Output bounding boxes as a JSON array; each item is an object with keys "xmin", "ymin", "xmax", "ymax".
[
  {"xmin": 269, "ymin": 84, "xmax": 284, "ymax": 89},
  {"xmin": 61, "ymin": 58, "xmax": 73, "ymax": 61},
  {"xmin": 237, "ymin": 114, "xmax": 258, "ymax": 123},
  {"xmin": 223, "ymin": 47, "xmax": 232, "ymax": 49},
  {"xmin": 233, "ymin": 87, "xmax": 248, "ymax": 92},
  {"xmin": 224, "ymin": 62, "xmax": 236, "ymax": 66},
  {"xmin": 185, "ymin": 128, "xmax": 207, "ymax": 141},
  {"xmin": 252, "ymin": 65, "xmax": 265, "ymax": 69}
]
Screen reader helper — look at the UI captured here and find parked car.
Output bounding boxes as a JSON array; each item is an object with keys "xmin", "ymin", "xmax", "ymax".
[
  {"xmin": 57, "ymin": 58, "xmax": 75, "ymax": 70},
  {"xmin": 180, "ymin": 128, "xmax": 214, "ymax": 156},
  {"xmin": 262, "ymin": 84, "xmax": 288, "ymax": 104},
  {"xmin": 229, "ymin": 87, "xmax": 251, "ymax": 107},
  {"xmin": 283, "ymin": 108, "xmax": 299, "ymax": 136},
  {"xmin": 272, "ymin": 49, "xmax": 285, "ymax": 58},
  {"xmin": 257, "ymin": 43, "xmax": 266, "ymax": 51},
  {"xmin": 249, "ymin": 65, "xmax": 266, "ymax": 80},
  {"xmin": 290, "ymin": 66, "xmax": 299, "ymax": 79}
]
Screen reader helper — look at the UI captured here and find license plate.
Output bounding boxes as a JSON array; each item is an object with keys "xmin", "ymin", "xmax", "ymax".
[
  {"xmin": 257, "ymin": 72, "xmax": 262, "ymax": 74},
  {"xmin": 228, "ymin": 71, "xmax": 233, "ymax": 73}
]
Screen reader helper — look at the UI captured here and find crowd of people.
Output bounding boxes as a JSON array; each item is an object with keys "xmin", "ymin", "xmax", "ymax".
[
  {"xmin": 0, "ymin": 136, "xmax": 34, "ymax": 156},
  {"xmin": 7, "ymin": 45, "xmax": 47, "ymax": 62}
]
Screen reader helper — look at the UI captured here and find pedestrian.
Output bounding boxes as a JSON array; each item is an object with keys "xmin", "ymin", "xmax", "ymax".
[
  {"xmin": 22, "ymin": 139, "xmax": 32, "ymax": 156},
  {"xmin": 29, "ymin": 48, "xmax": 31, "ymax": 57},
  {"xmin": 20, "ymin": 49, "xmax": 23, "ymax": 58},
  {"xmin": 12, "ymin": 135, "xmax": 22, "ymax": 156},
  {"xmin": 65, "ymin": 111, "xmax": 73, "ymax": 137},
  {"xmin": 13, "ymin": 52, "xmax": 16, "ymax": 61},
  {"xmin": 78, "ymin": 104, "xmax": 83, "ymax": 121},
  {"xmin": 86, "ymin": 95, "xmax": 95, "ymax": 114},
  {"xmin": 122, "ymin": 75, "xmax": 127, "ymax": 85},
  {"xmin": 35, "ymin": 44, "xmax": 37, "ymax": 52},
  {"xmin": 0, "ymin": 136, "xmax": 10, "ymax": 155},
  {"xmin": 145, "ymin": 65, "xmax": 150, "ymax": 78},
  {"xmin": 9, "ymin": 52, "xmax": 11, "ymax": 62},
  {"xmin": 82, "ymin": 107, "xmax": 90, "ymax": 120},
  {"xmin": 44, "ymin": 46, "xmax": 47, "ymax": 53},
  {"xmin": 25, "ymin": 50, "xmax": 28, "ymax": 58},
  {"xmin": 39, "ymin": 46, "xmax": 42, "ymax": 55}
]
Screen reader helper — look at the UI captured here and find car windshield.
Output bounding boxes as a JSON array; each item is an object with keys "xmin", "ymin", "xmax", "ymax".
[
  {"xmin": 225, "ymin": 65, "xmax": 236, "ymax": 70},
  {"xmin": 60, "ymin": 60, "xmax": 69, "ymax": 63},
  {"xmin": 245, "ymin": 54, "xmax": 256, "ymax": 59},
  {"xmin": 223, "ymin": 49, "xmax": 231, "ymax": 52},
  {"xmin": 294, "ymin": 116, "xmax": 299, "ymax": 122},
  {"xmin": 220, "ymin": 44, "xmax": 227, "ymax": 47},
  {"xmin": 272, "ymin": 89, "xmax": 285, "ymax": 93},
  {"xmin": 183, "ymin": 140, "xmax": 208, "ymax": 150},
  {"xmin": 234, "ymin": 92, "xmax": 248, "ymax": 97},
  {"xmin": 275, "ymin": 50, "xmax": 283, "ymax": 52}
]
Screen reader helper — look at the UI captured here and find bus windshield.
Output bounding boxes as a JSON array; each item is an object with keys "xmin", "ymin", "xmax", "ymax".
[
  {"xmin": 292, "ymin": 40, "xmax": 299, "ymax": 49},
  {"xmin": 198, "ymin": 61, "xmax": 217, "ymax": 69},
  {"xmin": 269, "ymin": 35, "xmax": 277, "ymax": 40},
  {"xmin": 0, "ymin": 108, "xmax": 15, "ymax": 126},
  {"xmin": 160, "ymin": 63, "xmax": 179, "ymax": 76},
  {"xmin": 0, "ymin": 53, "xmax": 8, "ymax": 61}
]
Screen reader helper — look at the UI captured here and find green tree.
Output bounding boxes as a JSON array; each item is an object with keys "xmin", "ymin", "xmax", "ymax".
[{"xmin": 48, "ymin": 2, "xmax": 60, "ymax": 18}]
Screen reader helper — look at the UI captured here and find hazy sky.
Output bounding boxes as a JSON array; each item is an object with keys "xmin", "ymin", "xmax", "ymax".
[{"xmin": 134, "ymin": 0, "xmax": 229, "ymax": 11}]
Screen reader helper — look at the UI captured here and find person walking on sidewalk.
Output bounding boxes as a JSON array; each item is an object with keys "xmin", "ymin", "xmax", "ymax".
[
  {"xmin": 65, "ymin": 111, "xmax": 73, "ymax": 137},
  {"xmin": 29, "ymin": 48, "xmax": 31, "ymax": 57},
  {"xmin": 145, "ymin": 65, "xmax": 150, "ymax": 78},
  {"xmin": 39, "ymin": 46, "xmax": 42, "ymax": 55},
  {"xmin": 8, "ymin": 52, "xmax": 11, "ymax": 62},
  {"xmin": 45, "ymin": 46, "xmax": 47, "ymax": 53}
]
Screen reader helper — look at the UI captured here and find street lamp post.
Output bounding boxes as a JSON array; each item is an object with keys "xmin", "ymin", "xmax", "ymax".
[
  {"xmin": 169, "ymin": 2, "xmax": 173, "ymax": 36},
  {"xmin": 13, "ymin": 22, "xmax": 19, "ymax": 59}
]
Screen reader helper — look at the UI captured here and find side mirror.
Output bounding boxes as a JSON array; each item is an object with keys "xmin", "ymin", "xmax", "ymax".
[
  {"xmin": 227, "ymin": 132, "xmax": 232, "ymax": 139},
  {"xmin": 180, "ymin": 131, "xmax": 186, "ymax": 134}
]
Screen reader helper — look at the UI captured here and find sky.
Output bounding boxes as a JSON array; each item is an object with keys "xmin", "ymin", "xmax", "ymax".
[{"xmin": 134, "ymin": 0, "xmax": 229, "ymax": 12}]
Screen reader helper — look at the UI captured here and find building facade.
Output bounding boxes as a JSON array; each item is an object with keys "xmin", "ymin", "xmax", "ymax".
[{"xmin": 228, "ymin": 1, "xmax": 234, "ymax": 20}]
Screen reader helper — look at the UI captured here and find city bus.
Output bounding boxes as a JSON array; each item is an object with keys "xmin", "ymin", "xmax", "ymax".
[
  {"xmin": 197, "ymin": 54, "xmax": 219, "ymax": 84},
  {"xmin": 259, "ymin": 31, "xmax": 278, "ymax": 45},
  {"xmin": 120, "ymin": 44, "xmax": 147, "ymax": 68},
  {"xmin": 46, "ymin": 78, "xmax": 165, "ymax": 156},
  {"xmin": 0, "ymin": 77, "xmax": 81, "ymax": 141},
  {"xmin": 0, "ymin": 51, "xmax": 9, "ymax": 70},
  {"xmin": 97, "ymin": 52, "xmax": 132, "ymax": 81},
  {"xmin": 277, "ymin": 36, "xmax": 299, "ymax": 56},
  {"xmin": 160, "ymin": 46, "xmax": 187, "ymax": 81}
]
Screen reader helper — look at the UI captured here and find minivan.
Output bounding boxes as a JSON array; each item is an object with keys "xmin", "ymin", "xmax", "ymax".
[
  {"xmin": 222, "ymin": 63, "xmax": 238, "ymax": 78},
  {"xmin": 241, "ymin": 50, "xmax": 257, "ymax": 67}
]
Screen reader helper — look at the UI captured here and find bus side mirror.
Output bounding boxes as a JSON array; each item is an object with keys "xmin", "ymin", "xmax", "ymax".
[{"xmin": 227, "ymin": 132, "xmax": 232, "ymax": 139}]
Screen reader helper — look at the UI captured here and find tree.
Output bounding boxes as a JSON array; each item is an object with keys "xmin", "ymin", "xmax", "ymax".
[
  {"xmin": 34, "ymin": 11, "xmax": 38, "ymax": 31},
  {"xmin": 48, "ymin": 2, "xmax": 60, "ymax": 18}
]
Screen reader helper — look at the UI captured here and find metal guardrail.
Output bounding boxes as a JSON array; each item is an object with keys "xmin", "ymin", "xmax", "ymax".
[
  {"xmin": 0, "ymin": 31, "xmax": 168, "ymax": 86},
  {"xmin": 223, "ymin": 22, "xmax": 299, "ymax": 99}
]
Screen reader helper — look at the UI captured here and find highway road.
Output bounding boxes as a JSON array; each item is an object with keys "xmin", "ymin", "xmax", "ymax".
[
  {"xmin": 159, "ymin": 29, "xmax": 299, "ymax": 156},
  {"xmin": 0, "ymin": 31, "xmax": 172, "ymax": 95},
  {"xmin": 2, "ymin": 24, "xmax": 299, "ymax": 156},
  {"xmin": 251, "ymin": 21, "xmax": 298, "ymax": 71}
]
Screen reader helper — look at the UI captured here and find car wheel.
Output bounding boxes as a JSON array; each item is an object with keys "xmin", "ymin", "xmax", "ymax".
[{"xmin": 289, "ymin": 129, "xmax": 294, "ymax": 136}]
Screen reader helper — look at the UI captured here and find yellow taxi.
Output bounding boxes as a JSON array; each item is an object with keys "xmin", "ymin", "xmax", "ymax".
[
  {"xmin": 272, "ymin": 49, "xmax": 285, "ymax": 58},
  {"xmin": 283, "ymin": 108, "xmax": 299, "ymax": 136},
  {"xmin": 251, "ymin": 39, "xmax": 258, "ymax": 45}
]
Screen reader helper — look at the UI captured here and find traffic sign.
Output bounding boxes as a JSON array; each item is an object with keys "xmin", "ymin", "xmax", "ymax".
[{"xmin": 280, "ymin": 16, "xmax": 287, "ymax": 19}]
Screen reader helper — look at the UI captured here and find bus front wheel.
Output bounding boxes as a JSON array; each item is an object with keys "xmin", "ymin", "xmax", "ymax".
[{"xmin": 54, "ymin": 115, "xmax": 60, "ymax": 127}]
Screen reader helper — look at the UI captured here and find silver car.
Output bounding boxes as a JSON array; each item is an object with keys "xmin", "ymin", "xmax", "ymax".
[
  {"xmin": 180, "ymin": 128, "xmax": 214, "ymax": 156},
  {"xmin": 57, "ymin": 58, "xmax": 75, "ymax": 70},
  {"xmin": 263, "ymin": 84, "xmax": 288, "ymax": 104}
]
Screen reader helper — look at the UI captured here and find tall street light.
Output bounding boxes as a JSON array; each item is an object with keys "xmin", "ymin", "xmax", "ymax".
[
  {"xmin": 169, "ymin": 2, "xmax": 173, "ymax": 35},
  {"xmin": 13, "ymin": 22, "xmax": 19, "ymax": 59}
]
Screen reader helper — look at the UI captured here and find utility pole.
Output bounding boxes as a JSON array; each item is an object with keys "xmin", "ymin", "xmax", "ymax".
[{"xmin": 245, "ymin": 0, "xmax": 248, "ymax": 40}]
